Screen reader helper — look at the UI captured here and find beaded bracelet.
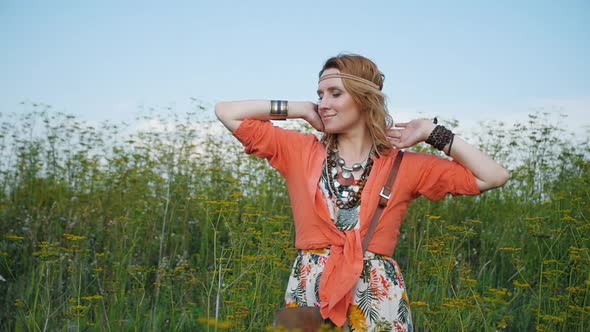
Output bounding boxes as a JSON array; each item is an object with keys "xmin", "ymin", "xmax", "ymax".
[{"xmin": 426, "ymin": 124, "xmax": 454, "ymax": 151}]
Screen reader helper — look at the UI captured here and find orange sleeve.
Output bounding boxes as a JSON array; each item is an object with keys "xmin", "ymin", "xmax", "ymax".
[
  {"xmin": 405, "ymin": 152, "xmax": 480, "ymax": 201},
  {"xmin": 233, "ymin": 119, "xmax": 316, "ymax": 177}
]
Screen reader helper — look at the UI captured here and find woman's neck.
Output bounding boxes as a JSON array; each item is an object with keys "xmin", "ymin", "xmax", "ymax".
[{"xmin": 336, "ymin": 130, "xmax": 373, "ymax": 164}]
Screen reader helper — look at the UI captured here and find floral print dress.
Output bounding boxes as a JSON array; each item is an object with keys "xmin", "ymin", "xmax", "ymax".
[{"xmin": 284, "ymin": 172, "xmax": 414, "ymax": 332}]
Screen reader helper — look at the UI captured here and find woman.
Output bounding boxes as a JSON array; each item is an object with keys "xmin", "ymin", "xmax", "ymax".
[{"xmin": 215, "ymin": 54, "xmax": 509, "ymax": 331}]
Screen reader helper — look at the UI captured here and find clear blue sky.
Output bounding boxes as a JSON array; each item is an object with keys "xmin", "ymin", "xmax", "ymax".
[{"xmin": 1, "ymin": 0, "xmax": 588, "ymax": 133}]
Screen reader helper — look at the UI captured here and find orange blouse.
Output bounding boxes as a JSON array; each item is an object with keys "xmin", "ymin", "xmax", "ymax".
[{"xmin": 233, "ymin": 119, "xmax": 480, "ymax": 326}]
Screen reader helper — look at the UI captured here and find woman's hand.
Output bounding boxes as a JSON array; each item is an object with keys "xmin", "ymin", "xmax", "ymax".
[
  {"xmin": 301, "ymin": 102, "xmax": 323, "ymax": 132},
  {"xmin": 387, "ymin": 119, "xmax": 435, "ymax": 149}
]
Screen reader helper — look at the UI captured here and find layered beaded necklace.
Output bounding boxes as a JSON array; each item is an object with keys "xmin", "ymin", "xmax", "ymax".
[{"xmin": 324, "ymin": 147, "xmax": 375, "ymax": 210}]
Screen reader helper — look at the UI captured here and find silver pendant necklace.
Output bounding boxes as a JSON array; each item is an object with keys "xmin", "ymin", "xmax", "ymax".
[
  {"xmin": 325, "ymin": 146, "xmax": 374, "ymax": 210},
  {"xmin": 335, "ymin": 149, "xmax": 371, "ymax": 185},
  {"xmin": 336, "ymin": 206, "xmax": 359, "ymax": 230}
]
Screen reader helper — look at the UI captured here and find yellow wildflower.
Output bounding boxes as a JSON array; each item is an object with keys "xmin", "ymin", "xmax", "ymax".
[
  {"xmin": 33, "ymin": 242, "xmax": 60, "ymax": 259},
  {"xmin": 567, "ymin": 305, "xmax": 585, "ymax": 315},
  {"xmin": 215, "ymin": 320, "xmax": 232, "ymax": 329},
  {"xmin": 460, "ymin": 278, "xmax": 477, "ymax": 288},
  {"xmin": 411, "ymin": 301, "xmax": 428, "ymax": 308},
  {"xmin": 348, "ymin": 305, "xmax": 367, "ymax": 331},
  {"xmin": 81, "ymin": 295, "xmax": 104, "ymax": 302},
  {"xmin": 229, "ymin": 192, "xmax": 243, "ymax": 199},
  {"xmin": 497, "ymin": 319, "xmax": 508, "ymax": 329},
  {"xmin": 566, "ymin": 287, "xmax": 583, "ymax": 295},
  {"xmin": 446, "ymin": 225, "xmax": 465, "ymax": 232},
  {"xmin": 71, "ymin": 304, "xmax": 88, "ymax": 311},
  {"xmin": 561, "ymin": 215, "xmax": 576, "ymax": 222},
  {"xmin": 63, "ymin": 233, "xmax": 86, "ymax": 241},
  {"xmin": 512, "ymin": 280, "xmax": 531, "ymax": 288},
  {"xmin": 540, "ymin": 314, "xmax": 565, "ymax": 323},
  {"xmin": 4, "ymin": 234, "xmax": 24, "ymax": 241},
  {"xmin": 442, "ymin": 297, "xmax": 469, "ymax": 309},
  {"xmin": 242, "ymin": 255, "xmax": 258, "ymax": 262}
]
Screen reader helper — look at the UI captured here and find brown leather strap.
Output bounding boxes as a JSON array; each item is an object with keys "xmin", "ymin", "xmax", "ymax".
[{"xmin": 362, "ymin": 151, "xmax": 404, "ymax": 252}]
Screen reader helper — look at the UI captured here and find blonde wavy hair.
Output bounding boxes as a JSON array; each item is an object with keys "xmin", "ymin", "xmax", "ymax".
[{"xmin": 319, "ymin": 54, "xmax": 394, "ymax": 156}]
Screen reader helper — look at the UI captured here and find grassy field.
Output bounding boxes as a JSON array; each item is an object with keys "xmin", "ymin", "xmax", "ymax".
[{"xmin": 0, "ymin": 109, "xmax": 588, "ymax": 331}]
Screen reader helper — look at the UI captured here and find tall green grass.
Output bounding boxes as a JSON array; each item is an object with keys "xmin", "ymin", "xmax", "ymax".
[{"xmin": 0, "ymin": 107, "xmax": 588, "ymax": 331}]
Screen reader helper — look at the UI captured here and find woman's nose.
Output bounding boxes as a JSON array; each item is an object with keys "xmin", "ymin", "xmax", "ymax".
[{"xmin": 318, "ymin": 97, "xmax": 330, "ymax": 110}]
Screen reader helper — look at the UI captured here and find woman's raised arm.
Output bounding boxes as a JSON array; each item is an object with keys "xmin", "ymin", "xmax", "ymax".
[
  {"xmin": 214, "ymin": 100, "xmax": 322, "ymax": 133},
  {"xmin": 388, "ymin": 119, "xmax": 510, "ymax": 192}
]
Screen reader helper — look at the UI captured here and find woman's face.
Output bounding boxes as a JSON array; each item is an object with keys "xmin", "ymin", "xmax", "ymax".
[{"xmin": 317, "ymin": 68, "xmax": 365, "ymax": 134}]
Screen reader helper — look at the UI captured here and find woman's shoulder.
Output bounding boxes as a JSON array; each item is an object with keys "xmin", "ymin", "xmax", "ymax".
[
  {"xmin": 376, "ymin": 150, "xmax": 451, "ymax": 173},
  {"xmin": 375, "ymin": 148, "xmax": 429, "ymax": 162},
  {"xmin": 398, "ymin": 150, "xmax": 447, "ymax": 163},
  {"xmin": 235, "ymin": 118, "xmax": 323, "ymax": 150},
  {"xmin": 236, "ymin": 118, "xmax": 317, "ymax": 137}
]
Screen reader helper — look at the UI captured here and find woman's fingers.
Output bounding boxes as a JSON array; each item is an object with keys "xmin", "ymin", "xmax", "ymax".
[
  {"xmin": 311, "ymin": 119, "xmax": 324, "ymax": 132},
  {"xmin": 307, "ymin": 107, "xmax": 324, "ymax": 132},
  {"xmin": 388, "ymin": 138, "xmax": 405, "ymax": 149},
  {"xmin": 387, "ymin": 129, "xmax": 403, "ymax": 138}
]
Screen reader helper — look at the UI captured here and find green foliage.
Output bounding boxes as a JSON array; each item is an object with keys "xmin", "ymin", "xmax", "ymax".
[{"xmin": 0, "ymin": 108, "xmax": 588, "ymax": 331}]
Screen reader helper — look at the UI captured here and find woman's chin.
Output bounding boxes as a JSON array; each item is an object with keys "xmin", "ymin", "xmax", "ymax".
[{"xmin": 322, "ymin": 124, "xmax": 342, "ymax": 134}]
